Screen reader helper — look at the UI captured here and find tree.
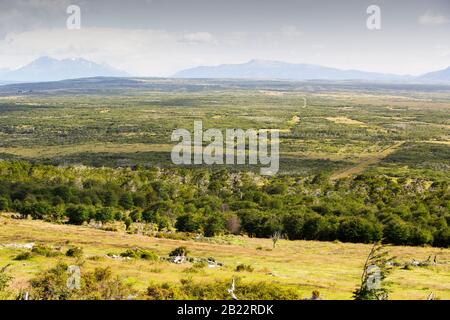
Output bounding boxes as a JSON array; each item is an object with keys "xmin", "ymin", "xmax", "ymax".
[
  {"xmin": 66, "ymin": 205, "xmax": 90, "ymax": 225},
  {"xmin": 353, "ymin": 243, "xmax": 393, "ymax": 300},
  {"xmin": 433, "ymin": 227, "xmax": 450, "ymax": 248},
  {"xmin": 338, "ymin": 217, "xmax": 382, "ymax": 243},
  {"xmin": 175, "ymin": 213, "xmax": 203, "ymax": 233},
  {"xmin": 225, "ymin": 214, "xmax": 241, "ymax": 235},
  {"xmin": 0, "ymin": 196, "xmax": 10, "ymax": 211},
  {"xmin": 103, "ymin": 190, "xmax": 118, "ymax": 207},
  {"xmin": 383, "ymin": 218, "xmax": 411, "ymax": 245},
  {"xmin": 119, "ymin": 193, "xmax": 133, "ymax": 210},
  {"xmin": 95, "ymin": 207, "xmax": 115, "ymax": 223},
  {"xmin": 0, "ymin": 264, "xmax": 12, "ymax": 293},
  {"xmin": 204, "ymin": 215, "xmax": 226, "ymax": 237}
]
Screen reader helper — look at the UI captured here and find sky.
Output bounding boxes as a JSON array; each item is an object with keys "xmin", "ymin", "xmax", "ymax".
[{"xmin": 0, "ymin": 0, "xmax": 449, "ymax": 76}]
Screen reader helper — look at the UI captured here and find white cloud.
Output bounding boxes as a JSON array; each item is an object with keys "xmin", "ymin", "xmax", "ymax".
[
  {"xmin": 418, "ymin": 10, "xmax": 449, "ymax": 26},
  {"xmin": 180, "ymin": 32, "xmax": 217, "ymax": 44},
  {"xmin": 280, "ymin": 25, "xmax": 302, "ymax": 38},
  {"xmin": 0, "ymin": 27, "xmax": 227, "ymax": 76}
]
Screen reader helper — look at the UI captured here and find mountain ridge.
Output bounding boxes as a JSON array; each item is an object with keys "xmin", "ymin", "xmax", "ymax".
[
  {"xmin": 1, "ymin": 56, "xmax": 128, "ymax": 82},
  {"xmin": 174, "ymin": 59, "xmax": 449, "ymax": 82}
]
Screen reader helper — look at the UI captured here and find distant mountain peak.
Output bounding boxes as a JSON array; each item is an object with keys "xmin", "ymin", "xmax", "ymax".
[
  {"xmin": 173, "ymin": 59, "xmax": 409, "ymax": 81},
  {"xmin": 2, "ymin": 56, "xmax": 128, "ymax": 82},
  {"xmin": 419, "ymin": 66, "xmax": 450, "ymax": 82}
]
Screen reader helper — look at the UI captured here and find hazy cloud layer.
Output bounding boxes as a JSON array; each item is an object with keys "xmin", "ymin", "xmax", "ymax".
[{"xmin": 0, "ymin": 0, "xmax": 449, "ymax": 76}]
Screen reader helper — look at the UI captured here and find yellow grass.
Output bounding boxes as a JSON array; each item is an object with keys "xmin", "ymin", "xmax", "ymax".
[
  {"xmin": 0, "ymin": 216, "xmax": 449, "ymax": 300},
  {"xmin": 325, "ymin": 117, "xmax": 366, "ymax": 126},
  {"xmin": 331, "ymin": 141, "xmax": 405, "ymax": 180}
]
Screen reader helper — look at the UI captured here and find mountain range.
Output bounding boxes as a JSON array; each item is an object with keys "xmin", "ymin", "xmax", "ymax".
[
  {"xmin": 1, "ymin": 57, "xmax": 449, "ymax": 83},
  {"xmin": 0, "ymin": 57, "xmax": 128, "ymax": 82},
  {"xmin": 174, "ymin": 59, "xmax": 450, "ymax": 82}
]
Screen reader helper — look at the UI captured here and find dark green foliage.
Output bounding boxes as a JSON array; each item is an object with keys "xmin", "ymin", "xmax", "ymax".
[
  {"xmin": 175, "ymin": 213, "xmax": 203, "ymax": 233},
  {"xmin": 434, "ymin": 227, "xmax": 450, "ymax": 248},
  {"xmin": 31, "ymin": 244, "xmax": 61, "ymax": 257},
  {"xmin": 146, "ymin": 278, "xmax": 301, "ymax": 300},
  {"xmin": 235, "ymin": 264, "xmax": 254, "ymax": 272},
  {"xmin": 13, "ymin": 251, "xmax": 32, "ymax": 261},
  {"xmin": 0, "ymin": 161, "xmax": 448, "ymax": 247},
  {"xmin": 120, "ymin": 248, "xmax": 159, "ymax": 261},
  {"xmin": 119, "ymin": 193, "xmax": 133, "ymax": 210},
  {"xmin": 338, "ymin": 217, "xmax": 382, "ymax": 244},
  {"xmin": 0, "ymin": 265, "xmax": 12, "ymax": 293},
  {"xmin": 30, "ymin": 262, "xmax": 134, "ymax": 300},
  {"xmin": 0, "ymin": 196, "xmax": 10, "ymax": 211},
  {"xmin": 204, "ymin": 214, "xmax": 226, "ymax": 237},
  {"xmin": 66, "ymin": 205, "xmax": 90, "ymax": 225},
  {"xmin": 169, "ymin": 246, "xmax": 189, "ymax": 257},
  {"xmin": 95, "ymin": 207, "xmax": 115, "ymax": 223},
  {"xmin": 65, "ymin": 247, "xmax": 83, "ymax": 258}
]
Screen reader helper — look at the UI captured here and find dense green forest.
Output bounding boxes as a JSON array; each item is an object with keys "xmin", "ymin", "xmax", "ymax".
[{"xmin": 0, "ymin": 161, "xmax": 448, "ymax": 247}]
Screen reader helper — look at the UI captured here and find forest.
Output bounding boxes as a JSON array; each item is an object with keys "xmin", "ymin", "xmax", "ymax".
[{"xmin": 0, "ymin": 160, "xmax": 448, "ymax": 247}]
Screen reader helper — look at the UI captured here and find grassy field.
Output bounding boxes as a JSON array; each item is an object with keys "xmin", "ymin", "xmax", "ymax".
[
  {"xmin": 1, "ymin": 215, "xmax": 449, "ymax": 300},
  {"xmin": 0, "ymin": 79, "xmax": 448, "ymax": 300},
  {"xmin": 0, "ymin": 80, "xmax": 448, "ymax": 176}
]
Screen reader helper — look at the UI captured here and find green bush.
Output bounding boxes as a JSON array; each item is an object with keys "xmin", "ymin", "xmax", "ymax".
[
  {"xmin": 235, "ymin": 264, "xmax": 254, "ymax": 272},
  {"xmin": 13, "ymin": 251, "xmax": 32, "ymax": 261},
  {"xmin": 175, "ymin": 214, "xmax": 203, "ymax": 233},
  {"xmin": 146, "ymin": 278, "xmax": 301, "ymax": 300},
  {"xmin": 66, "ymin": 205, "xmax": 90, "ymax": 225},
  {"xmin": 30, "ymin": 263, "xmax": 134, "ymax": 300},
  {"xmin": 65, "ymin": 247, "xmax": 83, "ymax": 258},
  {"xmin": 31, "ymin": 244, "xmax": 61, "ymax": 257},
  {"xmin": 204, "ymin": 215, "xmax": 226, "ymax": 237},
  {"xmin": 95, "ymin": 207, "xmax": 115, "ymax": 223},
  {"xmin": 433, "ymin": 227, "xmax": 450, "ymax": 248},
  {"xmin": 169, "ymin": 246, "xmax": 189, "ymax": 257},
  {"xmin": 120, "ymin": 248, "xmax": 159, "ymax": 261},
  {"xmin": 338, "ymin": 217, "xmax": 382, "ymax": 243}
]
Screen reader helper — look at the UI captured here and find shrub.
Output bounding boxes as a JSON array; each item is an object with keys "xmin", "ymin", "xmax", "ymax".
[
  {"xmin": 30, "ymin": 263, "xmax": 134, "ymax": 300},
  {"xmin": 203, "ymin": 215, "xmax": 226, "ymax": 237},
  {"xmin": 383, "ymin": 219, "xmax": 411, "ymax": 245},
  {"xmin": 0, "ymin": 196, "xmax": 10, "ymax": 211},
  {"xmin": 119, "ymin": 193, "xmax": 134, "ymax": 210},
  {"xmin": 433, "ymin": 227, "xmax": 450, "ymax": 248},
  {"xmin": 235, "ymin": 264, "xmax": 254, "ymax": 272},
  {"xmin": 0, "ymin": 266, "xmax": 12, "ymax": 298},
  {"xmin": 169, "ymin": 246, "xmax": 189, "ymax": 257},
  {"xmin": 408, "ymin": 227, "xmax": 433, "ymax": 246},
  {"xmin": 120, "ymin": 248, "xmax": 159, "ymax": 261},
  {"xmin": 192, "ymin": 261, "xmax": 208, "ymax": 269},
  {"xmin": 175, "ymin": 214, "xmax": 203, "ymax": 233},
  {"xmin": 95, "ymin": 207, "xmax": 115, "ymax": 223},
  {"xmin": 18, "ymin": 201, "xmax": 53, "ymax": 220},
  {"xmin": 81, "ymin": 267, "xmax": 135, "ymax": 300},
  {"xmin": 130, "ymin": 209, "xmax": 143, "ymax": 222},
  {"xmin": 13, "ymin": 251, "xmax": 32, "ymax": 261},
  {"xmin": 146, "ymin": 278, "xmax": 301, "ymax": 300},
  {"xmin": 338, "ymin": 217, "xmax": 382, "ymax": 243},
  {"xmin": 66, "ymin": 205, "xmax": 90, "ymax": 225},
  {"xmin": 65, "ymin": 247, "xmax": 83, "ymax": 258},
  {"xmin": 31, "ymin": 244, "xmax": 61, "ymax": 257},
  {"xmin": 140, "ymin": 250, "xmax": 159, "ymax": 261},
  {"xmin": 30, "ymin": 262, "xmax": 72, "ymax": 300}
]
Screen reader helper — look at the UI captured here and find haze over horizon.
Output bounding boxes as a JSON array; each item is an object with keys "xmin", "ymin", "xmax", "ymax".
[{"xmin": 0, "ymin": 0, "xmax": 449, "ymax": 77}]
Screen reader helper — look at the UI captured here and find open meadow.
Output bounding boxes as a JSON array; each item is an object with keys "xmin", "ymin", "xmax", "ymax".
[{"xmin": 1, "ymin": 215, "xmax": 449, "ymax": 300}]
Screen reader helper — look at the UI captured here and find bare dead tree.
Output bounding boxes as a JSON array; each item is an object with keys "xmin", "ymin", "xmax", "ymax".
[{"xmin": 271, "ymin": 231, "xmax": 282, "ymax": 248}]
